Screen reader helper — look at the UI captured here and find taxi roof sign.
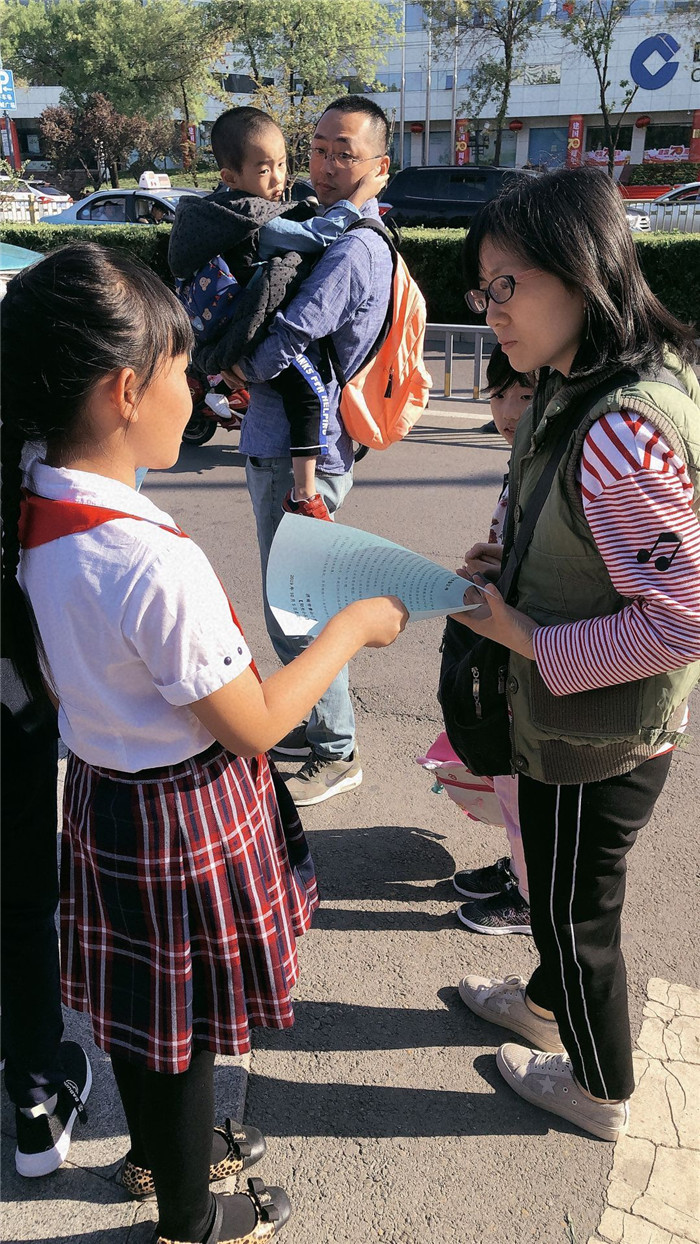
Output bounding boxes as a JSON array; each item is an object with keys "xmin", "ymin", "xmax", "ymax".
[{"xmin": 138, "ymin": 171, "xmax": 171, "ymax": 189}]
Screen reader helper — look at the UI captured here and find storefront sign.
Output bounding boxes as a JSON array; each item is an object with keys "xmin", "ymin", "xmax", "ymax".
[
  {"xmin": 690, "ymin": 110, "xmax": 700, "ymax": 162},
  {"xmin": 455, "ymin": 118, "xmax": 470, "ymax": 166},
  {"xmin": 566, "ymin": 115, "xmax": 583, "ymax": 167},
  {"xmin": 643, "ymin": 145, "xmax": 689, "ymax": 162}
]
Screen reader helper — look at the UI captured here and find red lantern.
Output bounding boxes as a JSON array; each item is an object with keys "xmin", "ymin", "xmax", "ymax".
[
  {"xmin": 509, "ymin": 119, "xmax": 523, "ymax": 133},
  {"xmin": 635, "ymin": 115, "xmax": 651, "ymax": 129},
  {"xmin": 410, "ymin": 122, "xmax": 424, "ymax": 134}
]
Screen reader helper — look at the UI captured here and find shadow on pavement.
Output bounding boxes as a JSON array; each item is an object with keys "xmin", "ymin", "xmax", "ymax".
[{"xmin": 305, "ymin": 824, "xmax": 457, "ymax": 901}]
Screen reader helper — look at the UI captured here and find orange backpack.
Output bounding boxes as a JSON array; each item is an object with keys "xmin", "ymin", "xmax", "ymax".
[{"xmin": 323, "ymin": 220, "xmax": 432, "ymax": 450}]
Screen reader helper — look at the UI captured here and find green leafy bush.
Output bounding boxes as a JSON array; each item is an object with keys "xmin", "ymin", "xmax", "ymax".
[
  {"xmin": 0, "ymin": 224, "xmax": 172, "ymax": 284},
  {"xmin": 3, "ymin": 222, "xmax": 698, "ymax": 330},
  {"xmin": 627, "ymin": 163, "xmax": 699, "ymax": 187}
]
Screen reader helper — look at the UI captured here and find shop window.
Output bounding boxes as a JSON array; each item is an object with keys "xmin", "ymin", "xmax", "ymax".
[
  {"xmin": 527, "ymin": 126, "xmax": 569, "ymax": 169},
  {"xmin": 643, "ymin": 122, "xmax": 692, "ymax": 163},
  {"xmin": 405, "ymin": 3, "xmax": 426, "ymax": 30},
  {"xmin": 585, "ymin": 125, "xmax": 632, "ymax": 172}
]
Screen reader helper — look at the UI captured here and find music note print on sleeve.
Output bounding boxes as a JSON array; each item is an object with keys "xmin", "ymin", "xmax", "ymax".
[{"xmin": 635, "ymin": 531, "xmax": 683, "ymax": 572}]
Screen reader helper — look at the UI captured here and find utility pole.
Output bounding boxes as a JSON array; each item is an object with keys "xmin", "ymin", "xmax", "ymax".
[
  {"xmin": 399, "ymin": 0, "xmax": 406, "ymax": 168},
  {"xmin": 450, "ymin": 14, "xmax": 459, "ymax": 161},
  {"xmin": 423, "ymin": 5, "xmax": 432, "ymax": 165}
]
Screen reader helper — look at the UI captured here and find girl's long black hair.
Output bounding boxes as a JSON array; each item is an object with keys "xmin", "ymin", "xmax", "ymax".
[
  {"xmin": 1, "ymin": 241, "xmax": 193, "ymax": 700},
  {"xmin": 463, "ymin": 166, "xmax": 697, "ymax": 378}
]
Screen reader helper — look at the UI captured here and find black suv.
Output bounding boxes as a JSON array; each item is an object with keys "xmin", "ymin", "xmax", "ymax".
[{"xmin": 381, "ymin": 165, "xmax": 534, "ymax": 228}]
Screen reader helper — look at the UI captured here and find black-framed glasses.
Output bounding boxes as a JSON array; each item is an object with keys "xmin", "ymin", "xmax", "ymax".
[
  {"xmin": 465, "ymin": 269, "xmax": 539, "ymax": 315},
  {"xmin": 309, "ymin": 146, "xmax": 385, "ymax": 168}
]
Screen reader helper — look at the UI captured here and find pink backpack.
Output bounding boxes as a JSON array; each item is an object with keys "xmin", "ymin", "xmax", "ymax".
[{"xmin": 323, "ymin": 220, "xmax": 432, "ymax": 450}]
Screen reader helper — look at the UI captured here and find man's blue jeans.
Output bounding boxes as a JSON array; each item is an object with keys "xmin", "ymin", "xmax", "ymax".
[{"xmin": 245, "ymin": 455, "xmax": 355, "ymax": 760}]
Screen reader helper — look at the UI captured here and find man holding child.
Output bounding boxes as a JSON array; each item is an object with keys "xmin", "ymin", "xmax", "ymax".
[{"xmin": 227, "ymin": 96, "xmax": 393, "ymax": 808}]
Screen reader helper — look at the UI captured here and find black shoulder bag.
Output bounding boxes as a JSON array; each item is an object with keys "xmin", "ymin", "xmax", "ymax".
[{"xmin": 438, "ymin": 370, "xmax": 632, "ymax": 776}]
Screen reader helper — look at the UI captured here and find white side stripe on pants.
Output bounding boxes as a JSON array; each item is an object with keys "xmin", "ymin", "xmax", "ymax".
[{"xmin": 568, "ymin": 784, "xmax": 609, "ymax": 1100}]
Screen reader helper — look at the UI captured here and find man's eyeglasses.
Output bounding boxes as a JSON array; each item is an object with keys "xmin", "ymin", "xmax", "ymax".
[
  {"xmin": 309, "ymin": 146, "xmax": 385, "ymax": 168},
  {"xmin": 465, "ymin": 269, "xmax": 539, "ymax": 315}
]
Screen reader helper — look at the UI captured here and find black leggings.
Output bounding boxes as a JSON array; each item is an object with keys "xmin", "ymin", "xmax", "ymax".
[
  {"xmin": 519, "ymin": 752, "xmax": 672, "ymax": 1101},
  {"xmin": 111, "ymin": 1050, "xmax": 215, "ymax": 1241}
]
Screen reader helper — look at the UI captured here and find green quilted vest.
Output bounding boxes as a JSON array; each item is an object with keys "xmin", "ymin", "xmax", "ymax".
[{"xmin": 507, "ymin": 353, "xmax": 700, "ymax": 785}]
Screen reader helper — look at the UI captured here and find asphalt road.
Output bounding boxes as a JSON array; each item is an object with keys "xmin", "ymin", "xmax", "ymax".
[{"xmin": 140, "ymin": 408, "xmax": 699, "ymax": 1244}]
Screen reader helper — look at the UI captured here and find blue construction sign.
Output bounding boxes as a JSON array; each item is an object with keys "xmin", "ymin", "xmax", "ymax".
[
  {"xmin": 630, "ymin": 34, "xmax": 680, "ymax": 92},
  {"xmin": 0, "ymin": 69, "xmax": 17, "ymax": 110}
]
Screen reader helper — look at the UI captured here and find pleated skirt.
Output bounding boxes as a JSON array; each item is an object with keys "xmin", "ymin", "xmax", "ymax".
[{"xmin": 60, "ymin": 743, "xmax": 318, "ymax": 1073}]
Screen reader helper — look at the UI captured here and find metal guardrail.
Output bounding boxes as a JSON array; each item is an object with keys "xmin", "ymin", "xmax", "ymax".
[
  {"xmin": 0, "ymin": 194, "xmax": 67, "ymax": 224},
  {"xmin": 426, "ymin": 323, "xmax": 497, "ymax": 400}
]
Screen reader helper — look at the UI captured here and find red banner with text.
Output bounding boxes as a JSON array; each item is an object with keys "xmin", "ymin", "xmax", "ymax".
[
  {"xmin": 567, "ymin": 115, "xmax": 584, "ymax": 168},
  {"xmin": 455, "ymin": 119, "xmax": 470, "ymax": 166}
]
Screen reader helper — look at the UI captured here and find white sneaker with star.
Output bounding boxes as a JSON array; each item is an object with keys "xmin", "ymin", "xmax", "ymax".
[
  {"xmin": 458, "ymin": 974, "xmax": 564, "ymax": 1052},
  {"xmin": 496, "ymin": 1043, "xmax": 629, "ymax": 1142}
]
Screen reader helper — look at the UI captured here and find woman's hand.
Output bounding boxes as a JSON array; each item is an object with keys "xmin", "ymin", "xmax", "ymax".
[
  {"xmin": 463, "ymin": 542, "xmax": 503, "ymax": 582},
  {"xmin": 450, "ymin": 573, "xmax": 539, "ymax": 660}
]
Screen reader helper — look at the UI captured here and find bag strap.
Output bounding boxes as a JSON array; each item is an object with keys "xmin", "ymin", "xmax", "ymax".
[
  {"xmin": 321, "ymin": 218, "xmax": 398, "ymax": 389},
  {"xmin": 498, "ymin": 368, "xmax": 636, "ymax": 601}
]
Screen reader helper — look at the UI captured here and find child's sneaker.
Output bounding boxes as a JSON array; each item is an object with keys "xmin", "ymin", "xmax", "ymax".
[
  {"xmin": 15, "ymin": 1041, "xmax": 92, "ymax": 1177},
  {"xmin": 457, "ymin": 884, "xmax": 532, "ymax": 935},
  {"xmin": 282, "ymin": 491, "xmax": 332, "ymax": 521},
  {"xmin": 453, "ymin": 856, "xmax": 515, "ymax": 898}
]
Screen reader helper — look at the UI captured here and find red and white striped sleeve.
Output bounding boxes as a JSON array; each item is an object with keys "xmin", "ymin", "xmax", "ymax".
[{"xmin": 532, "ymin": 410, "xmax": 700, "ymax": 696}]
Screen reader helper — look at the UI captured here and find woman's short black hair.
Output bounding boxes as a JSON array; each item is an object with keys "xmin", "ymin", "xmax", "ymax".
[{"xmin": 463, "ymin": 166, "xmax": 697, "ymax": 377}]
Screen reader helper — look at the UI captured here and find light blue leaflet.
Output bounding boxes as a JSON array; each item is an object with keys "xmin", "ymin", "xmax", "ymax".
[{"xmin": 267, "ymin": 513, "xmax": 479, "ymax": 637}]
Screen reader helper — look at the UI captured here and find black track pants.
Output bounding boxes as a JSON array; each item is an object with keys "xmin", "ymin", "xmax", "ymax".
[{"xmin": 518, "ymin": 752, "xmax": 671, "ymax": 1101}]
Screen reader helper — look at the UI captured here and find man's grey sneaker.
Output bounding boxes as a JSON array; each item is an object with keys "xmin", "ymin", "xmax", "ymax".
[
  {"xmin": 453, "ymin": 856, "xmax": 515, "ymax": 899},
  {"xmin": 270, "ymin": 724, "xmax": 311, "ymax": 758},
  {"xmin": 285, "ymin": 750, "xmax": 362, "ymax": 807},
  {"xmin": 458, "ymin": 974, "xmax": 564, "ymax": 1053},
  {"xmin": 15, "ymin": 1041, "xmax": 92, "ymax": 1177},
  {"xmin": 496, "ymin": 1044, "xmax": 629, "ymax": 1142},
  {"xmin": 457, "ymin": 883, "xmax": 532, "ymax": 936}
]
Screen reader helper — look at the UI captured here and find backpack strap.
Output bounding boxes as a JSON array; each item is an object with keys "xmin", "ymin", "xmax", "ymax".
[{"xmin": 320, "ymin": 217, "xmax": 398, "ymax": 389}]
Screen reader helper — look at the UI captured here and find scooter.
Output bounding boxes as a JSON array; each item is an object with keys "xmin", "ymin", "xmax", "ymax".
[{"xmin": 182, "ymin": 369, "xmax": 249, "ymax": 446}]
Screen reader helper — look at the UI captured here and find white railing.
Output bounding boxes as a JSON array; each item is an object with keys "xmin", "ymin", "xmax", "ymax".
[
  {"xmin": 426, "ymin": 323, "xmax": 497, "ymax": 400},
  {"xmin": 624, "ymin": 199, "xmax": 699, "ymax": 234},
  {"xmin": 0, "ymin": 194, "xmax": 67, "ymax": 223}
]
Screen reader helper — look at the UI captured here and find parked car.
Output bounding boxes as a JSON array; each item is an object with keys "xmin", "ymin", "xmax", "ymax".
[
  {"xmin": 41, "ymin": 186, "xmax": 205, "ymax": 225},
  {"xmin": 646, "ymin": 183, "xmax": 700, "ymax": 233},
  {"xmin": 380, "ymin": 165, "xmax": 537, "ymax": 228},
  {"xmin": 625, "ymin": 207, "xmax": 651, "ymax": 231},
  {"xmin": 0, "ymin": 241, "xmax": 43, "ymax": 297},
  {"xmin": 0, "ymin": 176, "xmax": 73, "ymax": 210}
]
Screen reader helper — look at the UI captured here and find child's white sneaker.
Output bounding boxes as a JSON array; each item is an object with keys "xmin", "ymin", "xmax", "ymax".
[{"xmin": 496, "ymin": 1043, "xmax": 629, "ymax": 1142}]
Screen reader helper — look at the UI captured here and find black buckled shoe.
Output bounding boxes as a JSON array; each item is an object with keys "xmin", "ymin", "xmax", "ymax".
[
  {"xmin": 118, "ymin": 1120, "xmax": 266, "ymax": 1200},
  {"xmin": 155, "ymin": 1178, "xmax": 292, "ymax": 1243}
]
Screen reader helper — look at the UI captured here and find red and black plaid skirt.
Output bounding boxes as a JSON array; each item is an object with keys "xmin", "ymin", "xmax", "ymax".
[{"xmin": 60, "ymin": 744, "xmax": 318, "ymax": 1073}]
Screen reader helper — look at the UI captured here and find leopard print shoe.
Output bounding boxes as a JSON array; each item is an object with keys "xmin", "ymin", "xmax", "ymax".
[
  {"xmin": 155, "ymin": 1178, "xmax": 292, "ymax": 1243},
  {"xmin": 118, "ymin": 1120, "xmax": 266, "ymax": 1200}
]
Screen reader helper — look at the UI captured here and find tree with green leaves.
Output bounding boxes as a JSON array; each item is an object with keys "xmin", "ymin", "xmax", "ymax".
[
  {"xmin": 559, "ymin": 0, "xmax": 637, "ymax": 179},
  {"xmin": 1, "ymin": 0, "xmax": 224, "ymax": 121},
  {"xmin": 211, "ymin": 0, "xmax": 395, "ymax": 174},
  {"xmin": 430, "ymin": 0, "xmax": 542, "ymax": 166},
  {"xmin": 40, "ymin": 93, "xmax": 174, "ymax": 190}
]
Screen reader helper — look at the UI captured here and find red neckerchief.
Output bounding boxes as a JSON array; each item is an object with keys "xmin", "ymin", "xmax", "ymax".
[{"xmin": 19, "ymin": 490, "xmax": 260, "ymax": 679}]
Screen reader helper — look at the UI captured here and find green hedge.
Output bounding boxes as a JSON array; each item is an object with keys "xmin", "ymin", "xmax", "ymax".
[
  {"xmin": 627, "ymin": 163, "xmax": 699, "ymax": 187},
  {"xmin": 401, "ymin": 227, "xmax": 700, "ymax": 330},
  {"xmin": 3, "ymin": 221, "xmax": 698, "ymax": 330},
  {"xmin": 0, "ymin": 224, "xmax": 173, "ymax": 284}
]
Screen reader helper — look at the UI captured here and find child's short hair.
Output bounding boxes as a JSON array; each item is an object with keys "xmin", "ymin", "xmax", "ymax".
[
  {"xmin": 210, "ymin": 106, "xmax": 281, "ymax": 172},
  {"xmin": 486, "ymin": 343, "xmax": 533, "ymax": 395}
]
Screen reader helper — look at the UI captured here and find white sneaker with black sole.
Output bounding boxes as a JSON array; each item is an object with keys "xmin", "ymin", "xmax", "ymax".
[
  {"xmin": 270, "ymin": 723, "xmax": 311, "ymax": 758},
  {"xmin": 457, "ymin": 883, "xmax": 532, "ymax": 935},
  {"xmin": 15, "ymin": 1041, "xmax": 92, "ymax": 1177}
]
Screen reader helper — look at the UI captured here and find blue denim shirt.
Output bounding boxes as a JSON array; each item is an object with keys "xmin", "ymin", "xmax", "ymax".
[
  {"xmin": 240, "ymin": 200, "xmax": 393, "ymax": 474},
  {"xmin": 257, "ymin": 199, "xmax": 361, "ymax": 260}
]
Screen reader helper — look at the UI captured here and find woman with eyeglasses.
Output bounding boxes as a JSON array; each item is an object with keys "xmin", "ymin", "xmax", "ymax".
[{"xmin": 452, "ymin": 166, "xmax": 700, "ymax": 1142}]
